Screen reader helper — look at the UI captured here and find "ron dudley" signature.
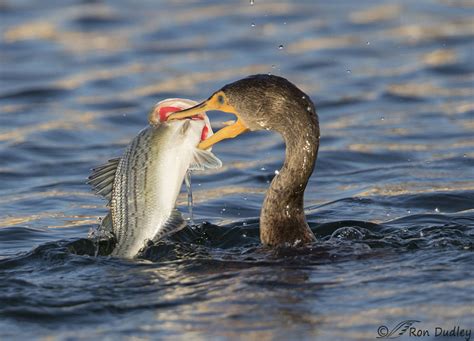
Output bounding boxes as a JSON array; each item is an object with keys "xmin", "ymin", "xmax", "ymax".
[{"xmin": 377, "ymin": 320, "xmax": 472, "ymax": 341}]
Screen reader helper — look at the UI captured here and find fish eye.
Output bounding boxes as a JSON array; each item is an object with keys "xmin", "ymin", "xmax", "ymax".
[{"xmin": 217, "ymin": 95, "xmax": 225, "ymax": 104}]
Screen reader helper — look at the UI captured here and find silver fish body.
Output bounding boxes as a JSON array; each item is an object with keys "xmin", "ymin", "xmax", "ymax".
[{"xmin": 89, "ymin": 119, "xmax": 221, "ymax": 258}]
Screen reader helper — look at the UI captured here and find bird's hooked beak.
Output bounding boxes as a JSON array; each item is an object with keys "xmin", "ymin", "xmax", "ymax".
[{"xmin": 166, "ymin": 91, "xmax": 250, "ymax": 150}]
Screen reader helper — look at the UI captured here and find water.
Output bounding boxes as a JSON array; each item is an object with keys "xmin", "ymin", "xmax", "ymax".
[
  {"xmin": 185, "ymin": 171, "xmax": 195, "ymax": 226},
  {"xmin": 0, "ymin": 0, "xmax": 473, "ymax": 339}
]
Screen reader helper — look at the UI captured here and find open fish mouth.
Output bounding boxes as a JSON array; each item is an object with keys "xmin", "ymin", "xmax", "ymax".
[{"xmin": 148, "ymin": 98, "xmax": 214, "ymax": 142}]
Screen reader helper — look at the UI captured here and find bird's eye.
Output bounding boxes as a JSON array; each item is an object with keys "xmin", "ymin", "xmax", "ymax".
[{"xmin": 217, "ymin": 95, "xmax": 225, "ymax": 104}]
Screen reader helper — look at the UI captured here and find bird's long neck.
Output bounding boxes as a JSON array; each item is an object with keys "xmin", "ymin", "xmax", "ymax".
[{"xmin": 260, "ymin": 114, "xmax": 319, "ymax": 246}]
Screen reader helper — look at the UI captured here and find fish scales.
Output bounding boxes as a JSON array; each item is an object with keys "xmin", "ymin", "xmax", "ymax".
[{"xmin": 112, "ymin": 128, "xmax": 159, "ymax": 255}]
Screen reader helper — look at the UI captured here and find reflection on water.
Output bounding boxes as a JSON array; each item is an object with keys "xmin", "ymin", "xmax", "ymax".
[{"xmin": 0, "ymin": 0, "xmax": 473, "ymax": 339}]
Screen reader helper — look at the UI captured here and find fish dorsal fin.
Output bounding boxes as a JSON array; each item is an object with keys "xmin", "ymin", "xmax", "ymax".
[
  {"xmin": 189, "ymin": 149, "xmax": 222, "ymax": 171},
  {"xmin": 152, "ymin": 209, "xmax": 187, "ymax": 242},
  {"xmin": 87, "ymin": 158, "xmax": 120, "ymax": 201}
]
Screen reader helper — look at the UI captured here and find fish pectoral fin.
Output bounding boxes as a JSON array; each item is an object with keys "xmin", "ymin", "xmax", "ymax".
[
  {"xmin": 152, "ymin": 209, "xmax": 187, "ymax": 242},
  {"xmin": 189, "ymin": 149, "xmax": 222, "ymax": 171},
  {"xmin": 88, "ymin": 157, "xmax": 120, "ymax": 202}
]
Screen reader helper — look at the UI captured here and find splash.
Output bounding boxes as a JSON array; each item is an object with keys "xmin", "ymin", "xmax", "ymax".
[{"xmin": 88, "ymin": 217, "xmax": 115, "ymax": 257}]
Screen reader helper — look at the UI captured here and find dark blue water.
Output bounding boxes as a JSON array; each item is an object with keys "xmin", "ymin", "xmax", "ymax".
[{"xmin": 1, "ymin": 0, "xmax": 473, "ymax": 339}]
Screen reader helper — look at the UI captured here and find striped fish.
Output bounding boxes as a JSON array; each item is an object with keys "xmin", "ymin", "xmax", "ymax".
[{"xmin": 88, "ymin": 99, "xmax": 221, "ymax": 258}]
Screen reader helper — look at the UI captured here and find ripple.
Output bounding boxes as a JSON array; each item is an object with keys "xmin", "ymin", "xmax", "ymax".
[
  {"xmin": 71, "ymin": 14, "xmax": 126, "ymax": 29},
  {"xmin": 0, "ymin": 86, "xmax": 69, "ymax": 101}
]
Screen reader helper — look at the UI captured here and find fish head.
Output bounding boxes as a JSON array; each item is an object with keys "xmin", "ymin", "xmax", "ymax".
[{"xmin": 148, "ymin": 98, "xmax": 214, "ymax": 144}]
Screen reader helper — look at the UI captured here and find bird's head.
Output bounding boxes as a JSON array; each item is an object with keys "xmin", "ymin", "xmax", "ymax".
[{"xmin": 166, "ymin": 74, "xmax": 317, "ymax": 149}]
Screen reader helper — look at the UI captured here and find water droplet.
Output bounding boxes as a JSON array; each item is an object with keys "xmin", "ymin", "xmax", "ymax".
[
  {"xmin": 185, "ymin": 171, "xmax": 194, "ymax": 225},
  {"xmin": 386, "ymin": 213, "xmax": 391, "ymax": 217},
  {"xmin": 407, "ymin": 209, "xmax": 411, "ymax": 214},
  {"xmin": 346, "ymin": 69, "xmax": 351, "ymax": 74},
  {"xmin": 249, "ymin": 0, "xmax": 254, "ymax": 5},
  {"xmin": 274, "ymin": 170, "xmax": 280, "ymax": 175},
  {"xmin": 381, "ymin": 116, "xmax": 385, "ymax": 121},
  {"xmin": 251, "ymin": 22, "xmax": 255, "ymax": 27},
  {"xmin": 243, "ymin": 222, "xmax": 248, "ymax": 226},
  {"xmin": 434, "ymin": 207, "xmax": 440, "ymax": 213},
  {"xmin": 242, "ymin": 233, "xmax": 247, "ymax": 237},
  {"xmin": 278, "ymin": 44, "xmax": 284, "ymax": 50},
  {"xmin": 260, "ymin": 167, "xmax": 266, "ymax": 171}
]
